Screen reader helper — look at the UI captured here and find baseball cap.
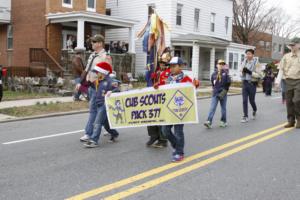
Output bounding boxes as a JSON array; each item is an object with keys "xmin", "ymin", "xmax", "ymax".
[{"xmin": 169, "ymin": 57, "xmax": 186, "ymax": 65}]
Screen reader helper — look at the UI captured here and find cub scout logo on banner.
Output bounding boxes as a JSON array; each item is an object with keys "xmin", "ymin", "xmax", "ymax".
[{"xmin": 106, "ymin": 83, "xmax": 198, "ymax": 129}]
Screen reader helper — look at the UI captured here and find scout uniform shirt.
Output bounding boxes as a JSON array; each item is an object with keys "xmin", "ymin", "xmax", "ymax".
[
  {"xmin": 279, "ymin": 51, "xmax": 300, "ymax": 80},
  {"xmin": 85, "ymin": 49, "xmax": 112, "ymax": 83}
]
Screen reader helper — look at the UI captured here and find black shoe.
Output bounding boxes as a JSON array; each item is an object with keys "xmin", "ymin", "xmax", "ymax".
[
  {"xmin": 252, "ymin": 111, "xmax": 257, "ymax": 120},
  {"xmin": 109, "ymin": 135, "xmax": 118, "ymax": 143},
  {"xmin": 153, "ymin": 140, "xmax": 168, "ymax": 148},
  {"xmin": 284, "ymin": 122, "xmax": 295, "ymax": 128},
  {"xmin": 146, "ymin": 137, "xmax": 158, "ymax": 146}
]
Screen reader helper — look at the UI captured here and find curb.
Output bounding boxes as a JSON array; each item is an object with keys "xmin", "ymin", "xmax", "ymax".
[{"xmin": 0, "ymin": 109, "xmax": 89, "ymax": 124}]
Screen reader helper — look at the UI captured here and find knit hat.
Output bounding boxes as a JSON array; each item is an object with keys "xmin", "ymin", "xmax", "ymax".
[{"xmin": 93, "ymin": 62, "xmax": 113, "ymax": 75}]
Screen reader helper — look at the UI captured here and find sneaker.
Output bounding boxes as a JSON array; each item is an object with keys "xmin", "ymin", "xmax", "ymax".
[
  {"xmin": 146, "ymin": 137, "xmax": 158, "ymax": 147},
  {"xmin": 252, "ymin": 111, "xmax": 257, "ymax": 120},
  {"xmin": 172, "ymin": 154, "xmax": 184, "ymax": 162},
  {"xmin": 153, "ymin": 141, "xmax": 168, "ymax": 148},
  {"xmin": 241, "ymin": 116, "xmax": 249, "ymax": 123},
  {"xmin": 80, "ymin": 134, "xmax": 90, "ymax": 142},
  {"xmin": 219, "ymin": 121, "xmax": 227, "ymax": 128},
  {"xmin": 84, "ymin": 140, "xmax": 99, "ymax": 148},
  {"xmin": 204, "ymin": 121, "xmax": 212, "ymax": 129}
]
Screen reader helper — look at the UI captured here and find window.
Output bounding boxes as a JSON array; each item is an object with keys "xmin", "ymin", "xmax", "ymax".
[
  {"xmin": 62, "ymin": 0, "xmax": 73, "ymax": 8},
  {"xmin": 176, "ymin": 4, "xmax": 183, "ymax": 26},
  {"xmin": 211, "ymin": 13, "xmax": 216, "ymax": 32},
  {"xmin": 87, "ymin": 0, "xmax": 96, "ymax": 12},
  {"xmin": 229, "ymin": 52, "xmax": 238, "ymax": 70},
  {"xmin": 273, "ymin": 43, "xmax": 277, "ymax": 52},
  {"xmin": 259, "ymin": 40, "xmax": 265, "ymax": 48},
  {"xmin": 7, "ymin": 25, "xmax": 13, "ymax": 50},
  {"xmin": 266, "ymin": 42, "xmax": 271, "ymax": 51},
  {"xmin": 106, "ymin": 9, "xmax": 111, "ymax": 16},
  {"xmin": 278, "ymin": 44, "xmax": 282, "ymax": 53},
  {"xmin": 241, "ymin": 54, "xmax": 245, "ymax": 63},
  {"xmin": 225, "ymin": 17, "xmax": 229, "ymax": 34},
  {"xmin": 148, "ymin": 4, "xmax": 155, "ymax": 18},
  {"xmin": 194, "ymin": 9, "xmax": 200, "ymax": 32}
]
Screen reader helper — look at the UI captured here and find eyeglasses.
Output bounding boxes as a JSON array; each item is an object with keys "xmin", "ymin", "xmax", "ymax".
[{"xmin": 92, "ymin": 41, "xmax": 97, "ymax": 43}]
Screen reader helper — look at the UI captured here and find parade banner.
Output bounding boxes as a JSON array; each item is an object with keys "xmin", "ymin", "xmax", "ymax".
[{"xmin": 106, "ymin": 83, "xmax": 198, "ymax": 129}]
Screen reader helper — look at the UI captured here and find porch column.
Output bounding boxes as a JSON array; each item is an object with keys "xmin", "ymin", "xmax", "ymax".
[
  {"xmin": 210, "ymin": 47, "xmax": 215, "ymax": 76},
  {"xmin": 192, "ymin": 42, "xmax": 200, "ymax": 79},
  {"xmin": 129, "ymin": 27, "xmax": 136, "ymax": 53},
  {"xmin": 76, "ymin": 19, "xmax": 85, "ymax": 50}
]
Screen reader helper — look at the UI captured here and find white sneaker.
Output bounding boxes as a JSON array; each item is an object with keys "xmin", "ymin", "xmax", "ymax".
[
  {"xmin": 80, "ymin": 134, "xmax": 90, "ymax": 142},
  {"xmin": 241, "ymin": 116, "xmax": 249, "ymax": 123}
]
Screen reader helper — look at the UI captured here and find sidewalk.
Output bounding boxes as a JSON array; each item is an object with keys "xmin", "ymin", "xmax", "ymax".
[{"xmin": 0, "ymin": 97, "xmax": 74, "ymax": 109}]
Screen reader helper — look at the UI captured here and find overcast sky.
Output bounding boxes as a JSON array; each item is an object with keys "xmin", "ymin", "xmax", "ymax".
[{"xmin": 265, "ymin": 0, "xmax": 300, "ymax": 21}]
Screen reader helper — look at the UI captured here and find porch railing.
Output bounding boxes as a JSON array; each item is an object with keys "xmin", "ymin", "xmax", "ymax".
[{"xmin": 29, "ymin": 48, "xmax": 65, "ymax": 77}]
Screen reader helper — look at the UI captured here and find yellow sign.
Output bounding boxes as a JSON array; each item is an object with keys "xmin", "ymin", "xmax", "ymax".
[{"xmin": 105, "ymin": 83, "xmax": 198, "ymax": 129}]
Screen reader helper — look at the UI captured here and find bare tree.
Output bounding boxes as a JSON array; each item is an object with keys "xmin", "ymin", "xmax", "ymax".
[
  {"xmin": 233, "ymin": 0, "xmax": 276, "ymax": 45},
  {"xmin": 269, "ymin": 8, "xmax": 300, "ymax": 39}
]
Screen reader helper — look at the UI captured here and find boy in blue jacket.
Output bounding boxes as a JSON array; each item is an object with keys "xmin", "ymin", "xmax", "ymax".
[
  {"xmin": 84, "ymin": 62, "xmax": 119, "ymax": 148},
  {"xmin": 204, "ymin": 60, "xmax": 231, "ymax": 128}
]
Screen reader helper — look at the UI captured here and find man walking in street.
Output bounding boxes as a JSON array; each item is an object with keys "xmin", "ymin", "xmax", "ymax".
[
  {"xmin": 240, "ymin": 49, "xmax": 262, "ymax": 123},
  {"xmin": 276, "ymin": 39, "xmax": 300, "ymax": 128},
  {"xmin": 76, "ymin": 34, "xmax": 112, "ymax": 142}
]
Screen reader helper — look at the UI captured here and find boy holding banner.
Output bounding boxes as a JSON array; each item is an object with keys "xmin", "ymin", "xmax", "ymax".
[
  {"xmin": 158, "ymin": 57, "xmax": 199, "ymax": 162},
  {"xmin": 84, "ymin": 62, "xmax": 120, "ymax": 148}
]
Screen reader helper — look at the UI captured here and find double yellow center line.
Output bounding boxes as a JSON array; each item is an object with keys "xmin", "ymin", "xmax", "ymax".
[{"xmin": 67, "ymin": 123, "xmax": 294, "ymax": 200}]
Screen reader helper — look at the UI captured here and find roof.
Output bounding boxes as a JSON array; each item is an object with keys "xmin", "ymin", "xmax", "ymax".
[
  {"xmin": 46, "ymin": 11, "xmax": 138, "ymax": 28},
  {"xmin": 171, "ymin": 34, "xmax": 230, "ymax": 46}
]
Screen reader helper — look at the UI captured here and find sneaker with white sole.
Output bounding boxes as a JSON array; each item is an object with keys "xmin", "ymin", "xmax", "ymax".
[
  {"xmin": 80, "ymin": 134, "xmax": 90, "ymax": 142},
  {"xmin": 204, "ymin": 121, "xmax": 212, "ymax": 129},
  {"xmin": 84, "ymin": 140, "xmax": 99, "ymax": 148},
  {"xmin": 241, "ymin": 116, "xmax": 249, "ymax": 123},
  {"xmin": 219, "ymin": 121, "xmax": 227, "ymax": 128}
]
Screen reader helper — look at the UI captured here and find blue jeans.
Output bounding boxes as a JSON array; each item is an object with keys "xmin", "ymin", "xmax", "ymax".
[
  {"xmin": 90, "ymin": 105, "xmax": 119, "ymax": 143},
  {"xmin": 207, "ymin": 95, "xmax": 227, "ymax": 123},
  {"xmin": 242, "ymin": 81, "xmax": 257, "ymax": 117},
  {"xmin": 74, "ymin": 77, "xmax": 81, "ymax": 100},
  {"xmin": 162, "ymin": 125, "xmax": 184, "ymax": 155},
  {"xmin": 85, "ymin": 87, "xmax": 97, "ymax": 137}
]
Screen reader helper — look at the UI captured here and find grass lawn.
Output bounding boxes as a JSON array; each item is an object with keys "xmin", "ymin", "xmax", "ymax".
[
  {"xmin": 3, "ymin": 90, "xmax": 59, "ymax": 101},
  {"xmin": 0, "ymin": 101, "xmax": 88, "ymax": 117}
]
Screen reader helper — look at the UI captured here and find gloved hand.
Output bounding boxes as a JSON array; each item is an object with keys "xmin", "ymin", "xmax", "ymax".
[
  {"xmin": 217, "ymin": 89, "xmax": 228, "ymax": 100},
  {"xmin": 243, "ymin": 67, "xmax": 252, "ymax": 75}
]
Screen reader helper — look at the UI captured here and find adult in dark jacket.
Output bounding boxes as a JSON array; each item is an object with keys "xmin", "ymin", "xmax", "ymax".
[{"xmin": 263, "ymin": 65, "xmax": 274, "ymax": 96}]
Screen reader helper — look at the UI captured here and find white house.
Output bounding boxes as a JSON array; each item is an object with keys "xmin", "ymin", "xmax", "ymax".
[
  {"xmin": 0, "ymin": 0, "xmax": 11, "ymax": 24},
  {"xmin": 106, "ymin": 0, "xmax": 253, "ymax": 80}
]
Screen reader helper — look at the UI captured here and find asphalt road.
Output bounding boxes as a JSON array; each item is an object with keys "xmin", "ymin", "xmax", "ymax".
[{"xmin": 0, "ymin": 93, "xmax": 299, "ymax": 200}]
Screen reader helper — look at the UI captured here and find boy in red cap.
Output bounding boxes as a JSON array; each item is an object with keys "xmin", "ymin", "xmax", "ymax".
[{"xmin": 84, "ymin": 62, "xmax": 119, "ymax": 148}]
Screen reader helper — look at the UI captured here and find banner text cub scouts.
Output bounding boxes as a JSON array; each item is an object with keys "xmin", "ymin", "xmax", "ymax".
[{"xmin": 106, "ymin": 83, "xmax": 198, "ymax": 129}]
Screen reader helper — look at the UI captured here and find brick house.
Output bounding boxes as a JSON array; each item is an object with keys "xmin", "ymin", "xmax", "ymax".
[{"xmin": 0, "ymin": 0, "xmax": 136, "ymax": 77}]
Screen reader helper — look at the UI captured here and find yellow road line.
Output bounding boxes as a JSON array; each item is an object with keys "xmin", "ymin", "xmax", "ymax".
[
  {"xmin": 66, "ymin": 123, "xmax": 285, "ymax": 200},
  {"xmin": 104, "ymin": 127, "xmax": 294, "ymax": 200}
]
